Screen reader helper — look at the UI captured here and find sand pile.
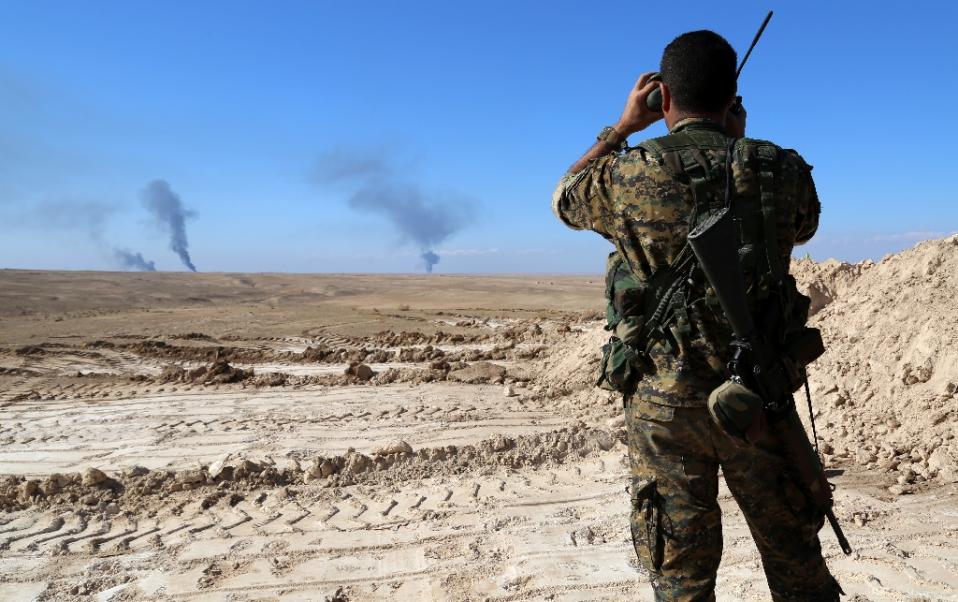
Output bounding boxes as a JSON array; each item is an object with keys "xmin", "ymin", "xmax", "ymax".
[
  {"xmin": 531, "ymin": 324, "xmax": 617, "ymax": 419},
  {"xmin": 800, "ymin": 235, "xmax": 958, "ymax": 488},
  {"xmin": 534, "ymin": 325, "xmax": 608, "ymax": 396},
  {"xmin": 544, "ymin": 235, "xmax": 958, "ymax": 488},
  {"xmin": 791, "ymin": 256, "xmax": 869, "ymax": 316}
]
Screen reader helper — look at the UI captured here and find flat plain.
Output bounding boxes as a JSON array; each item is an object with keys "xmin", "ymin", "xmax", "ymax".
[{"xmin": 0, "ymin": 267, "xmax": 955, "ymax": 601}]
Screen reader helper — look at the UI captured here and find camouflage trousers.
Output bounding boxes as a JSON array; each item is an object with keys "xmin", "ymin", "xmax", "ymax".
[{"xmin": 625, "ymin": 396, "xmax": 842, "ymax": 601}]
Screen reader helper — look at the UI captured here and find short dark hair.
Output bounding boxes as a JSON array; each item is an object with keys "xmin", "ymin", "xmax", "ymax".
[{"xmin": 660, "ymin": 30, "xmax": 737, "ymax": 113}]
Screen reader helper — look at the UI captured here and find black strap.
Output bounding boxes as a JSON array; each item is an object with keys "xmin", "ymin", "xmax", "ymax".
[
  {"xmin": 804, "ymin": 378, "xmax": 821, "ymax": 459},
  {"xmin": 724, "ymin": 138, "xmax": 736, "ymax": 208},
  {"xmin": 757, "ymin": 145, "xmax": 784, "ymax": 282}
]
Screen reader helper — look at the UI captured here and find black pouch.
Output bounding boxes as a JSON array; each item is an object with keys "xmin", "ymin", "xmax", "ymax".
[{"xmin": 629, "ymin": 475, "xmax": 664, "ymax": 573}]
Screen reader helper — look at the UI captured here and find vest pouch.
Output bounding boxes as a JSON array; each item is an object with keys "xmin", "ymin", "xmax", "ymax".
[
  {"xmin": 783, "ymin": 327, "xmax": 824, "ymax": 367},
  {"xmin": 613, "ymin": 282, "xmax": 646, "ymax": 318},
  {"xmin": 596, "ymin": 337, "xmax": 644, "ymax": 394},
  {"xmin": 614, "ymin": 315, "xmax": 645, "ymax": 347},
  {"xmin": 777, "ymin": 327, "xmax": 824, "ymax": 393},
  {"xmin": 781, "ymin": 274, "xmax": 812, "ymax": 328}
]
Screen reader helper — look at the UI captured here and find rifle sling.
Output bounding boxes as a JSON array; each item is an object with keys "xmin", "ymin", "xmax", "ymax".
[{"xmin": 757, "ymin": 146, "xmax": 784, "ymax": 282}]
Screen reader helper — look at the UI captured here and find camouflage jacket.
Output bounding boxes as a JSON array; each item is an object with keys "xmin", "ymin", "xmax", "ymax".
[{"xmin": 552, "ymin": 118, "xmax": 820, "ymax": 406}]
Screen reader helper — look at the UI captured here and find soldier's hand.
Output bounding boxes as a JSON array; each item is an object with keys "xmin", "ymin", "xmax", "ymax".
[
  {"xmin": 614, "ymin": 72, "xmax": 663, "ymax": 137},
  {"xmin": 725, "ymin": 97, "xmax": 747, "ymax": 138}
]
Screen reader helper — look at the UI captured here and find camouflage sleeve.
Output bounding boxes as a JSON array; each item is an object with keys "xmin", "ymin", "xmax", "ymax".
[
  {"xmin": 551, "ymin": 153, "xmax": 618, "ymax": 238},
  {"xmin": 784, "ymin": 150, "xmax": 820, "ymax": 245}
]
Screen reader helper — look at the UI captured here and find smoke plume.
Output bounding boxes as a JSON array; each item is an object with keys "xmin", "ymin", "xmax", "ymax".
[
  {"xmin": 420, "ymin": 250, "xmax": 440, "ymax": 273},
  {"xmin": 114, "ymin": 249, "xmax": 156, "ymax": 271},
  {"xmin": 20, "ymin": 200, "xmax": 157, "ymax": 271},
  {"xmin": 314, "ymin": 150, "xmax": 472, "ymax": 273},
  {"xmin": 141, "ymin": 180, "xmax": 197, "ymax": 272}
]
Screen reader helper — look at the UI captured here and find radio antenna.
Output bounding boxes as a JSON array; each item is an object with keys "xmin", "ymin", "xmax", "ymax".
[{"xmin": 737, "ymin": 11, "xmax": 773, "ymax": 78}]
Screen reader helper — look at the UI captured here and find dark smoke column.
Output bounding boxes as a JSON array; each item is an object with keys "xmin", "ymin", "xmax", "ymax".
[
  {"xmin": 141, "ymin": 180, "xmax": 197, "ymax": 272},
  {"xmin": 421, "ymin": 250, "xmax": 440, "ymax": 273},
  {"xmin": 313, "ymin": 150, "xmax": 473, "ymax": 273},
  {"xmin": 114, "ymin": 249, "xmax": 156, "ymax": 271},
  {"xmin": 344, "ymin": 183, "xmax": 466, "ymax": 274}
]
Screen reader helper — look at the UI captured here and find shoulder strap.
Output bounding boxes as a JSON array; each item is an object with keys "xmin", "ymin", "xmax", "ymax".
[
  {"xmin": 639, "ymin": 133, "xmax": 716, "ymax": 228},
  {"xmin": 756, "ymin": 145, "xmax": 783, "ymax": 282}
]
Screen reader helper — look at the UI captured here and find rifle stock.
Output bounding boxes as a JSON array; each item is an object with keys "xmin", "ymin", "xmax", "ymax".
[{"xmin": 688, "ymin": 208, "xmax": 755, "ymax": 339}]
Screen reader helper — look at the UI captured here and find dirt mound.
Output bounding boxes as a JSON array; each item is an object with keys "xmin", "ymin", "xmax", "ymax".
[
  {"xmin": 299, "ymin": 345, "xmax": 395, "ymax": 364},
  {"xmin": 253, "ymin": 372, "xmax": 288, "ymax": 387},
  {"xmin": 791, "ymin": 257, "xmax": 871, "ymax": 316},
  {"xmin": 370, "ymin": 330, "xmax": 481, "ymax": 347},
  {"xmin": 396, "ymin": 346, "xmax": 446, "ymax": 362},
  {"xmin": 805, "ymin": 234, "xmax": 958, "ymax": 487},
  {"xmin": 14, "ymin": 345, "xmax": 46, "ymax": 356},
  {"xmin": 1, "ymin": 424, "xmax": 625, "ymax": 511},
  {"xmin": 533, "ymin": 323, "xmax": 608, "ymax": 395},
  {"xmin": 107, "ymin": 340, "xmax": 279, "ymax": 364},
  {"xmin": 344, "ymin": 362, "xmax": 375, "ymax": 381},
  {"xmin": 157, "ymin": 359, "xmax": 253, "ymax": 384},
  {"xmin": 448, "ymin": 361, "xmax": 508, "ymax": 384}
]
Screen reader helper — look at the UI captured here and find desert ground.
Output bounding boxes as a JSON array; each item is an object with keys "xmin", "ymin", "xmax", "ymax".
[{"xmin": 1, "ymin": 238, "xmax": 957, "ymax": 601}]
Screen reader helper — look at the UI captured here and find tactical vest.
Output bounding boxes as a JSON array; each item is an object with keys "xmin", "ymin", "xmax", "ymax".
[{"xmin": 597, "ymin": 128, "xmax": 812, "ymax": 395}]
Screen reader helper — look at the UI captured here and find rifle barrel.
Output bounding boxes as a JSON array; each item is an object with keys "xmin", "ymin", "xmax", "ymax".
[{"xmin": 826, "ymin": 509, "xmax": 853, "ymax": 555}]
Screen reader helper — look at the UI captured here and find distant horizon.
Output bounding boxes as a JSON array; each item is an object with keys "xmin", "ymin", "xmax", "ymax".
[
  {"xmin": 0, "ymin": 266, "xmax": 605, "ymax": 277},
  {"xmin": 3, "ymin": 229, "xmax": 955, "ymax": 276}
]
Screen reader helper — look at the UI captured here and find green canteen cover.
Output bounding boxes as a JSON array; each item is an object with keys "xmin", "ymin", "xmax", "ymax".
[{"xmin": 708, "ymin": 380, "xmax": 766, "ymax": 442}]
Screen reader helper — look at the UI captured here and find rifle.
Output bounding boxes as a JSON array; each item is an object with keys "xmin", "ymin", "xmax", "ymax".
[
  {"xmin": 645, "ymin": 11, "xmax": 773, "ymax": 113},
  {"xmin": 688, "ymin": 208, "xmax": 853, "ymax": 555}
]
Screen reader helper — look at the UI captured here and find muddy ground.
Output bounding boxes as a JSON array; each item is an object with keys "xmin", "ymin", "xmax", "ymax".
[{"xmin": 0, "ymin": 270, "xmax": 955, "ymax": 601}]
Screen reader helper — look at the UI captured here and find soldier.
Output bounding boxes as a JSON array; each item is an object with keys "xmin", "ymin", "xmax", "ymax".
[{"xmin": 552, "ymin": 31, "xmax": 842, "ymax": 601}]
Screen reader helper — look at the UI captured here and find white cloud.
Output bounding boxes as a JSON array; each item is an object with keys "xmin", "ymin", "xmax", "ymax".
[{"xmin": 865, "ymin": 230, "xmax": 953, "ymax": 243}]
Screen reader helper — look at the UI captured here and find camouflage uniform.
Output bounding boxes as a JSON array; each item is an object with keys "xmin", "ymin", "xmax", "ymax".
[{"xmin": 553, "ymin": 119, "xmax": 841, "ymax": 601}]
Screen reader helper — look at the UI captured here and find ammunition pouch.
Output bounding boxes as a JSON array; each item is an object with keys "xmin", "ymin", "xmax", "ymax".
[
  {"xmin": 707, "ymin": 324, "xmax": 824, "ymax": 443},
  {"xmin": 708, "ymin": 380, "xmax": 768, "ymax": 443},
  {"xmin": 781, "ymin": 326, "xmax": 825, "ymax": 389},
  {"xmin": 597, "ymin": 252, "xmax": 653, "ymax": 394},
  {"xmin": 596, "ymin": 336, "xmax": 647, "ymax": 394}
]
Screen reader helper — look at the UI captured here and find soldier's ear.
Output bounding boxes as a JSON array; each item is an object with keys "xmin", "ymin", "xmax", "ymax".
[{"xmin": 660, "ymin": 82, "xmax": 671, "ymax": 113}]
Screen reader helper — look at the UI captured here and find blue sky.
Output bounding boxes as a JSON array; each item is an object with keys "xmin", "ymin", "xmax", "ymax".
[{"xmin": 2, "ymin": 1, "xmax": 956, "ymax": 273}]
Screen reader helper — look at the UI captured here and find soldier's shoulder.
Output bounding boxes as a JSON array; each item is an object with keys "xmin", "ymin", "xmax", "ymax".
[
  {"xmin": 782, "ymin": 148, "xmax": 813, "ymax": 171},
  {"xmin": 736, "ymin": 136, "xmax": 779, "ymax": 153},
  {"xmin": 616, "ymin": 143, "xmax": 666, "ymax": 171},
  {"xmin": 737, "ymin": 138, "xmax": 813, "ymax": 171},
  {"xmin": 600, "ymin": 144, "xmax": 684, "ymax": 193}
]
